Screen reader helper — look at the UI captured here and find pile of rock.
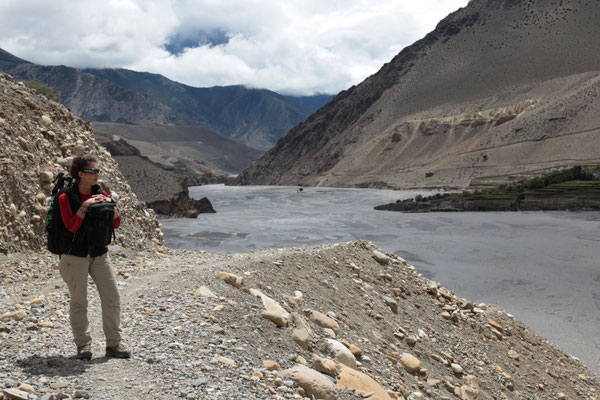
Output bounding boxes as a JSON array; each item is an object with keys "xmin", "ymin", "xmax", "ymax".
[
  {"xmin": 0, "ymin": 73, "xmax": 162, "ymax": 253},
  {"xmin": 0, "ymin": 241, "xmax": 599, "ymax": 399}
]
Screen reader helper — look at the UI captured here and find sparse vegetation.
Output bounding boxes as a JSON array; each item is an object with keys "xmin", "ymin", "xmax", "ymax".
[
  {"xmin": 24, "ymin": 79, "xmax": 61, "ymax": 103},
  {"xmin": 379, "ymin": 166, "xmax": 600, "ymax": 212}
]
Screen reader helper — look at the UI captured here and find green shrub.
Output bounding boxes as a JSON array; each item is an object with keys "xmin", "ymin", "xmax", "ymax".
[{"xmin": 24, "ymin": 79, "xmax": 61, "ymax": 103}]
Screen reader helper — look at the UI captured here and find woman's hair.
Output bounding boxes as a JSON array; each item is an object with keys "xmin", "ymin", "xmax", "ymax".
[{"xmin": 70, "ymin": 155, "xmax": 97, "ymax": 181}]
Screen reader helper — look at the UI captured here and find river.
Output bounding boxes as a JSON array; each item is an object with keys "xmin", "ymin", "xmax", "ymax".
[{"xmin": 160, "ymin": 184, "xmax": 600, "ymax": 371}]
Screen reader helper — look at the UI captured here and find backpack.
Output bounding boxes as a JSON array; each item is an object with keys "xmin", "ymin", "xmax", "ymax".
[
  {"xmin": 46, "ymin": 172, "xmax": 74, "ymax": 255},
  {"xmin": 46, "ymin": 173, "xmax": 116, "ymax": 255},
  {"xmin": 85, "ymin": 201, "xmax": 116, "ymax": 252}
]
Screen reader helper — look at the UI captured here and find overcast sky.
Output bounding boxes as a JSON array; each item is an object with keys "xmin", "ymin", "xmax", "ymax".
[{"xmin": 0, "ymin": 0, "xmax": 469, "ymax": 95}]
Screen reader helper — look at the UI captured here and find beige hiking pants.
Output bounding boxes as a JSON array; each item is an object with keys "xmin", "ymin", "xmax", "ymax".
[{"xmin": 58, "ymin": 253, "xmax": 122, "ymax": 348}]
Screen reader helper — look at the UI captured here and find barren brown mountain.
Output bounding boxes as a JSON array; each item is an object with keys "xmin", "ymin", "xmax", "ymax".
[{"xmin": 236, "ymin": 0, "xmax": 600, "ymax": 188}]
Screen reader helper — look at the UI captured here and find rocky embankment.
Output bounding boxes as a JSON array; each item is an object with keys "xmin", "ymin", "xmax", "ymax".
[
  {"xmin": 375, "ymin": 167, "xmax": 600, "ymax": 213},
  {"xmin": 375, "ymin": 196, "xmax": 600, "ymax": 213},
  {"xmin": 1, "ymin": 241, "xmax": 599, "ymax": 400},
  {"xmin": 148, "ymin": 191, "xmax": 215, "ymax": 218},
  {"xmin": 0, "ymin": 73, "xmax": 162, "ymax": 254},
  {"xmin": 98, "ymin": 136, "xmax": 216, "ymax": 218}
]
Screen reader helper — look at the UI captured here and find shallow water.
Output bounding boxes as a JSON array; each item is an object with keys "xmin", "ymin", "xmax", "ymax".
[{"xmin": 161, "ymin": 184, "xmax": 600, "ymax": 371}]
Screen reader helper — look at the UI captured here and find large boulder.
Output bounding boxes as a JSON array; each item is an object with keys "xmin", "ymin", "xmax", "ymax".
[
  {"xmin": 148, "ymin": 191, "xmax": 215, "ymax": 218},
  {"xmin": 325, "ymin": 339, "xmax": 357, "ymax": 369},
  {"xmin": 281, "ymin": 365, "xmax": 338, "ymax": 400},
  {"xmin": 337, "ymin": 365, "xmax": 393, "ymax": 400}
]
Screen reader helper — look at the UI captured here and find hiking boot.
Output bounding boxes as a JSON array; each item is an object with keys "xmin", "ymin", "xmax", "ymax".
[
  {"xmin": 105, "ymin": 344, "xmax": 131, "ymax": 359},
  {"xmin": 76, "ymin": 344, "xmax": 92, "ymax": 360}
]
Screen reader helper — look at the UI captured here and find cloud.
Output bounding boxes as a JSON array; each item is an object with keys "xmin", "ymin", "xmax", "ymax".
[{"xmin": 0, "ymin": 0, "xmax": 469, "ymax": 95}]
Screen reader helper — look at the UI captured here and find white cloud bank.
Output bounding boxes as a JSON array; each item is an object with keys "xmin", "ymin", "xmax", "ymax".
[{"xmin": 0, "ymin": 0, "xmax": 468, "ymax": 95}]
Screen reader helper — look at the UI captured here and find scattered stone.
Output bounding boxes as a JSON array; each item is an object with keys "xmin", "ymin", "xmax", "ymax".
[
  {"xmin": 2, "ymin": 388, "xmax": 30, "ymax": 400},
  {"xmin": 312, "ymin": 354, "xmax": 337, "ymax": 376},
  {"xmin": 251, "ymin": 371, "xmax": 264, "ymax": 381},
  {"xmin": 372, "ymin": 250, "xmax": 391, "ymax": 265},
  {"xmin": 426, "ymin": 282, "xmax": 438, "ymax": 296},
  {"xmin": 194, "ymin": 286, "xmax": 217, "ymax": 297},
  {"xmin": 451, "ymin": 363, "xmax": 464, "ymax": 374},
  {"xmin": 310, "ymin": 310, "xmax": 340, "ymax": 334},
  {"xmin": 217, "ymin": 272, "xmax": 243, "ymax": 288},
  {"xmin": 400, "ymin": 354, "xmax": 421, "ymax": 373},
  {"xmin": 41, "ymin": 115, "xmax": 52, "ymax": 126},
  {"xmin": 336, "ymin": 365, "xmax": 392, "ymax": 399},
  {"xmin": 508, "ymin": 350, "xmax": 519, "ymax": 360},
  {"xmin": 212, "ymin": 356, "xmax": 237, "ymax": 368},
  {"xmin": 488, "ymin": 318, "xmax": 503, "ymax": 332},
  {"xmin": 349, "ymin": 344, "xmax": 362, "ymax": 358},
  {"xmin": 282, "ymin": 365, "xmax": 338, "ymax": 400},
  {"xmin": 458, "ymin": 375, "xmax": 480, "ymax": 400},
  {"xmin": 261, "ymin": 310, "xmax": 287, "ymax": 327},
  {"xmin": 322, "ymin": 328, "xmax": 336, "ymax": 338},
  {"xmin": 50, "ymin": 382, "xmax": 68, "ymax": 389},
  {"xmin": 325, "ymin": 339, "xmax": 357, "ymax": 369},
  {"xmin": 406, "ymin": 336, "xmax": 418, "ymax": 345},
  {"xmin": 292, "ymin": 329, "xmax": 311, "ymax": 349},
  {"xmin": 263, "ymin": 360, "xmax": 281, "ymax": 371},
  {"xmin": 383, "ymin": 296, "xmax": 399, "ymax": 314},
  {"xmin": 379, "ymin": 273, "xmax": 393, "ymax": 281},
  {"xmin": 16, "ymin": 384, "xmax": 34, "ymax": 393}
]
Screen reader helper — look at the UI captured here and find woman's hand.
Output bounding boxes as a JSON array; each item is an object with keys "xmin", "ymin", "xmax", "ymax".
[
  {"xmin": 78, "ymin": 195, "xmax": 111, "ymax": 217},
  {"xmin": 82, "ymin": 194, "xmax": 110, "ymax": 208}
]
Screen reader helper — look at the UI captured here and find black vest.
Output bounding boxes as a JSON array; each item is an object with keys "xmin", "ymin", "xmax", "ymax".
[{"xmin": 62, "ymin": 184, "xmax": 108, "ymax": 258}]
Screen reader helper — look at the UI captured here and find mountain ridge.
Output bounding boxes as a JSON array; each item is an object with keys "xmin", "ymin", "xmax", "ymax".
[
  {"xmin": 0, "ymin": 49, "xmax": 333, "ymax": 150},
  {"xmin": 85, "ymin": 67, "xmax": 332, "ymax": 149},
  {"xmin": 235, "ymin": 0, "xmax": 600, "ymax": 188}
]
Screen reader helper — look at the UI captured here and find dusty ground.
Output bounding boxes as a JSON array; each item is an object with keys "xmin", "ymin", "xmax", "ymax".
[{"xmin": 1, "ymin": 241, "xmax": 599, "ymax": 400}]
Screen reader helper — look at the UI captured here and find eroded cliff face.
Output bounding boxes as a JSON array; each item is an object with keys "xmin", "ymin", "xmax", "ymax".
[
  {"xmin": 0, "ymin": 73, "xmax": 163, "ymax": 254},
  {"xmin": 236, "ymin": 0, "xmax": 600, "ymax": 188}
]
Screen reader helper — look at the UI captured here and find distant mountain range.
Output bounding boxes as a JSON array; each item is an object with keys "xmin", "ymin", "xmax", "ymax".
[
  {"xmin": 0, "ymin": 48, "xmax": 333, "ymax": 150},
  {"xmin": 236, "ymin": 0, "xmax": 600, "ymax": 188},
  {"xmin": 84, "ymin": 68, "xmax": 332, "ymax": 149}
]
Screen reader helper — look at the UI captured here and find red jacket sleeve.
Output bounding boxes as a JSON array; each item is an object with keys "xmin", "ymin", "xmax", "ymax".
[{"xmin": 59, "ymin": 193, "xmax": 84, "ymax": 233}]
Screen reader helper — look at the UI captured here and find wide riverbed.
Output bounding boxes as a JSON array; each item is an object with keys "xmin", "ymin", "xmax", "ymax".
[{"xmin": 161, "ymin": 184, "xmax": 600, "ymax": 371}]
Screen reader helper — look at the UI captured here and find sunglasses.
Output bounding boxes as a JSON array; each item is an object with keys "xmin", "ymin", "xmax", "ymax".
[{"xmin": 82, "ymin": 168, "xmax": 101, "ymax": 174}]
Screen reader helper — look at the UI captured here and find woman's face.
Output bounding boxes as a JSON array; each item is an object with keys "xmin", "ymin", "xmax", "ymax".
[{"xmin": 79, "ymin": 162, "xmax": 100, "ymax": 186}]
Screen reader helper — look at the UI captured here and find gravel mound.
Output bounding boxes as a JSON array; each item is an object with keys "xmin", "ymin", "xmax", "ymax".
[
  {"xmin": 1, "ymin": 241, "xmax": 598, "ymax": 399},
  {"xmin": 0, "ymin": 73, "xmax": 162, "ymax": 253}
]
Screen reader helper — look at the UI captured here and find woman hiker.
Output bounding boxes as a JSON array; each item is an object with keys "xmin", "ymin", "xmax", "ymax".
[{"xmin": 57, "ymin": 154, "xmax": 130, "ymax": 359}]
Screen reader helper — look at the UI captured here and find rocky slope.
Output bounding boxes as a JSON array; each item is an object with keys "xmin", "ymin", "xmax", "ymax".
[
  {"xmin": 0, "ymin": 73, "xmax": 162, "ymax": 253},
  {"xmin": 1, "ymin": 241, "xmax": 599, "ymax": 399},
  {"xmin": 93, "ymin": 122, "xmax": 263, "ymax": 180},
  {"xmin": 94, "ymin": 140, "xmax": 216, "ymax": 218},
  {"xmin": 236, "ymin": 0, "xmax": 600, "ymax": 188}
]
